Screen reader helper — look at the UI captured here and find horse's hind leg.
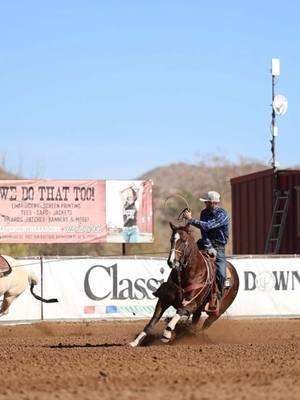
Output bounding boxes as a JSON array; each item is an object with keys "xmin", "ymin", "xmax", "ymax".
[
  {"xmin": 201, "ymin": 292, "xmax": 229, "ymax": 331},
  {"xmin": 189, "ymin": 308, "xmax": 202, "ymax": 334},
  {"xmin": 129, "ymin": 300, "xmax": 167, "ymax": 347},
  {"xmin": 201, "ymin": 313, "xmax": 220, "ymax": 331},
  {"xmin": 192, "ymin": 307, "xmax": 202, "ymax": 325},
  {"xmin": 201, "ymin": 287, "xmax": 235, "ymax": 331},
  {"xmin": 0, "ymin": 294, "xmax": 16, "ymax": 316},
  {"xmin": 203, "ymin": 269, "xmax": 239, "ymax": 332}
]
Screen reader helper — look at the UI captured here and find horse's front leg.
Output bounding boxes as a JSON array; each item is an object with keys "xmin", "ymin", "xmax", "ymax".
[
  {"xmin": 161, "ymin": 312, "xmax": 181, "ymax": 343},
  {"xmin": 161, "ymin": 300, "xmax": 201, "ymax": 343},
  {"xmin": 129, "ymin": 299, "xmax": 167, "ymax": 347},
  {"xmin": 161, "ymin": 302, "xmax": 194, "ymax": 343}
]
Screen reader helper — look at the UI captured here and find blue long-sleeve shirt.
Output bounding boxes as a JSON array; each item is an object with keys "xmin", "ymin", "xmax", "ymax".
[{"xmin": 190, "ymin": 207, "xmax": 229, "ymax": 246}]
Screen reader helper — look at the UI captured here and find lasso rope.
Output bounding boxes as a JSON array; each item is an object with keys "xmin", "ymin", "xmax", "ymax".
[{"xmin": 162, "ymin": 193, "xmax": 191, "ymax": 222}]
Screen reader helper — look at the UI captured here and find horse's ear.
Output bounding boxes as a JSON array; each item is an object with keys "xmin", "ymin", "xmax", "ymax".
[{"xmin": 169, "ymin": 221, "xmax": 176, "ymax": 231}]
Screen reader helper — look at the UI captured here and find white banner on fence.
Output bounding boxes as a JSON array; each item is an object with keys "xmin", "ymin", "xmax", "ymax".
[
  {"xmin": 228, "ymin": 257, "xmax": 300, "ymax": 317},
  {"xmin": 1, "ymin": 256, "xmax": 300, "ymax": 323},
  {"xmin": 0, "ymin": 258, "xmax": 42, "ymax": 322},
  {"xmin": 42, "ymin": 256, "xmax": 300, "ymax": 320},
  {"xmin": 42, "ymin": 258, "xmax": 172, "ymax": 320}
]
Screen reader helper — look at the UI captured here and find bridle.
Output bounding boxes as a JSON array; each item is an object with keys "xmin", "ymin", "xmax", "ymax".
[{"xmin": 168, "ymin": 232, "xmax": 193, "ymax": 271}]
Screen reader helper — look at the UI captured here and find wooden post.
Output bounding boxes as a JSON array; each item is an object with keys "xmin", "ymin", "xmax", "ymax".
[{"xmin": 40, "ymin": 256, "xmax": 44, "ymax": 321}]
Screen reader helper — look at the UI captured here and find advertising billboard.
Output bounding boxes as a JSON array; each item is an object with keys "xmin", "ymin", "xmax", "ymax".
[{"xmin": 0, "ymin": 179, "xmax": 153, "ymax": 243}]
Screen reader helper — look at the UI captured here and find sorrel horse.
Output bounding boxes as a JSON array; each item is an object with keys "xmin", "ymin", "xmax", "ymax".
[{"xmin": 129, "ymin": 222, "xmax": 239, "ymax": 347}]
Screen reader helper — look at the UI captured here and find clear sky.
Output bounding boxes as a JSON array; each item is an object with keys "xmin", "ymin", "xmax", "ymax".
[{"xmin": 0, "ymin": 1, "xmax": 299, "ymax": 179}]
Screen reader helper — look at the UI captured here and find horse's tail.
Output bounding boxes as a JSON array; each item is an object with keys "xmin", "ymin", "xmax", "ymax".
[
  {"xmin": 28, "ymin": 271, "xmax": 58, "ymax": 304},
  {"xmin": 28, "ymin": 270, "xmax": 39, "ymax": 286},
  {"xmin": 30, "ymin": 283, "xmax": 58, "ymax": 303}
]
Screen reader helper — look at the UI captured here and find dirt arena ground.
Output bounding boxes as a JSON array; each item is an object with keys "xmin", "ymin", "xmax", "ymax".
[{"xmin": 0, "ymin": 318, "xmax": 299, "ymax": 400}]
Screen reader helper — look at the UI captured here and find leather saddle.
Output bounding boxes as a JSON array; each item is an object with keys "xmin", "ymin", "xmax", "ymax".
[{"xmin": 199, "ymin": 251, "xmax": 220, "ymax": 314}]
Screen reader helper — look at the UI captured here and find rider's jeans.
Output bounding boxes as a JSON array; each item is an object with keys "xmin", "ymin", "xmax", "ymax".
[
  {"xmin": 214, "ymin": 245, "xmax": 226, "ymax": 291},
  {"xmin": 197, "ymin": 239, "xmax": 227, "ymax": 291}
]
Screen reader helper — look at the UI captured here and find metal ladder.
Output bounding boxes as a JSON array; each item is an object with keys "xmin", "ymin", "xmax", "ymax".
[{"xmin": 264, "ymin": 190, "xmax": 291, "ymax": 254}]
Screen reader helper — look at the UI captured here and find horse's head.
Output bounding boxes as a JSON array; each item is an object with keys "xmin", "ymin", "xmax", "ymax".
[{"xmin": 167, "ymin": 222, "xmax": 194, "ymax": 270}]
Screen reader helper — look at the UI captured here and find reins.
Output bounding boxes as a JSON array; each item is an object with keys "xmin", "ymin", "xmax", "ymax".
[
  {"xmin": 181, "ymin": 253, "xmax": 214, "ymax": 307},
  {"xmin": 175, "ymin": 238, "xmax": 215, "ymax": 307}
]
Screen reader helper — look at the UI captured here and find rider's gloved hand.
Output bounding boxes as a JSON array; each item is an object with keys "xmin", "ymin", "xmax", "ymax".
[{"xmin": 183, "ymin": 209, "xmax": 192, "ymax": 221}]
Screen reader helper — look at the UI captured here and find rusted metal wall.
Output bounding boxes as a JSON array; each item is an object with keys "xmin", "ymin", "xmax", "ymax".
[{"xmin": 231, "ymin": 169, "xmax": 300, "ymax": 254}]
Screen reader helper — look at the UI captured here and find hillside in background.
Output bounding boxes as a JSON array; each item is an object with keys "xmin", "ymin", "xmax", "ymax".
[
  {"xmin": 0, "ymin": 157, "xmax": 267, "ymax": 257},
  {"xmin": 139, "ymin": 156, "xmax": 268, "ymax": 256},
  {"xmin": 0, "ymin": 166, "xmax": 19, "ymax": 180}
]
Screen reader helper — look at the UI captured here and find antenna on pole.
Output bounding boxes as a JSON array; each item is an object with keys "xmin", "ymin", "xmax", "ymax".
[
  {"xmin": 270, "ymin": 58, "xmax": 288, "ymax": 193},
  {"xmin": 271, "ymin": 58, "xmax": 279, "ymax": 174}
]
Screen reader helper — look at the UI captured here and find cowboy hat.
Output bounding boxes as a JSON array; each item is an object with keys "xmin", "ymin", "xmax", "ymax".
[{"xmin": 199, "ymin": 191, "xmax": 221, "ymax": 203}]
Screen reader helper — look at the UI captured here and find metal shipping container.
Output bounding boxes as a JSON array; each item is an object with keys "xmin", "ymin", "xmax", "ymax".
[{"xmin": 231, "ymin": 168, "xmax": 300, "ymax": 254}]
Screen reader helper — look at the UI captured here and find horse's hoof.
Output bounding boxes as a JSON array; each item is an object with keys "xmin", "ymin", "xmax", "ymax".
[
  {"xmin": 161, "ymin": 328, "xmax": 176, "ymax": 344},
  {"xmin": 128, "ymin": 331, "xmax": 146, "ymax": 347},
  {"xmin": 199, "ymin": 330, "xmax": 208, "ymax": 337},
  {"xmin": 128, "ymin": 341, "xmax": 138, "ymax": 347},
  {"xmin": 188, "ymin": 325, "xmax": 198, "ymax": 335}
]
